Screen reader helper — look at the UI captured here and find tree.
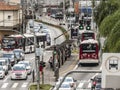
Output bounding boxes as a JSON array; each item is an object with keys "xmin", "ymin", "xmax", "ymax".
[
  {"xmin": 99, "ymin": 9, "xmax": 120, "ymax": 37},
  {"xmin": 94, "ymin": 0, "xmax": 120, "ymax": 26},
  {"xmin": 104, "ymin": 20, "xmax": 120, "ymax": 52}
]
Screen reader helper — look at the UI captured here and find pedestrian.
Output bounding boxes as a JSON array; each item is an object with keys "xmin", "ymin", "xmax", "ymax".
[{"xmin": 49, "ymin": 57, "xmax": 53, "ymax": 69}]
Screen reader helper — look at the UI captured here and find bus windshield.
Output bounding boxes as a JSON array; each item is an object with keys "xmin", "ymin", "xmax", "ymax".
[
  {"xmin": 2, "ymin": 38, "xmax": 15, "ymax": 48},
  {"xmin": 82, "ymin": 33, "xmax": 94, "ymax": 40},
  {"xmin": 81, "ymin": 44, "xmax": 96, "ymax": 53}
]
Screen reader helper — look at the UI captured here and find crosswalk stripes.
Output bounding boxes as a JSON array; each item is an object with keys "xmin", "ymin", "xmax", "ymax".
[
  {"xmin": 21, "ymin": 82, "xmax": 28, "ymax": 88},
  {"xmin": 1, "ymin": 83, "xmax": 8, "ymax": 88},
  {"xmin": 11, "ymin": 83, "xmax": 19, "ymax": 88},
  {"xmin": 77, "ymin": 80, "xmax": 92, "ymax": 89},
  {"xmin": 0, "ymin": 82, "xmax": 29, "ymax": 89}
]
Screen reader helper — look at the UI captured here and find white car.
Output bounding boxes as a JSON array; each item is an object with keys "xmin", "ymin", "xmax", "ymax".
[
  {"xmin": 58, "ymin": 77, "xmax": 76, "ymax": 88},
  {"xmin": 0, "ymin": 60, "xmax": 8, "ymax": 75},
  {"xmin": 18, "ymin": 61, "xmax": 32, "ymax": 75},
  {"xmin": 11, "ymin": 64, "xmax": 28, "ymax": 80},
  {"xmin": 13, "ymin": 49, "xmax": 25, "ymax": 61},
  {"xmin": 0, "ymin": 66, "xmax": 5, "ymax": 79},
  {"xmin": 59, "ymin": 82, "xmax": 74, "ymax": 90},
  {"xmin": 2, "ymin": 52, "xmax": 17, "ymax": 66}
]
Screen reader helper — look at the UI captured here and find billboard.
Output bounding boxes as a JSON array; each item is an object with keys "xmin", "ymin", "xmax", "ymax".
[
  {"xmin": 102, "ymin": 53, "xmax": 120, "ymax": 89},
  {"xmin": 74, "ymin": 1, "xmax": 79, "ymax": 14}
]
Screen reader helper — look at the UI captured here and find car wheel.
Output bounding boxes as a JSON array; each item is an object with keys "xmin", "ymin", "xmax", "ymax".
[{"xmin": 11, "ymin": 78, "xmax": 13, "ymax": 80}]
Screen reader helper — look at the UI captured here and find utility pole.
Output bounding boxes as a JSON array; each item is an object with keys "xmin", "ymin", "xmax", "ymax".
[
  {"xmin": 63, "ymin": 0, "xmax": 66, "ymax": 23},
  {"xmin": 31, "ymin": 0, "xmax": 40, "ymax": 90},
  {"xmin": 92, "ymin": 0, "xmax": 95, "ymax": 31}
]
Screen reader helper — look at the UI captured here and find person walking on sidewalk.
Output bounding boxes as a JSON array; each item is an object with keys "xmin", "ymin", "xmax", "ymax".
[{"xmin": 49, "ymin": 56, "xmax": 53, "ymax": 69}]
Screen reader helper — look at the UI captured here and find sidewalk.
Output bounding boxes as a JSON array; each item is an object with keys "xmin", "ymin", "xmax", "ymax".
[
  {"xmin": 43, "ymin": 53, "xmax": 78, "ymax": 85},
  {"xmin": 29, "ymin": 15, "xmax": 79, "ymax": 89}
]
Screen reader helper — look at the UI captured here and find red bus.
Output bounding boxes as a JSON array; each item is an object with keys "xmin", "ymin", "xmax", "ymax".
[
  {"xmin": 1, "ymin": 33, "xmax": 47, "ymax": 53},
  {"xmin": 81, "ymin": 31, "xmax": 96, "ymax": 41},
  {"xmin": 1, "ymin": 34, "xmax": 23, "ymax": 51},
  {"xmin": 79, "ymin": 39, "xmax": 99, "ymax": 65}
]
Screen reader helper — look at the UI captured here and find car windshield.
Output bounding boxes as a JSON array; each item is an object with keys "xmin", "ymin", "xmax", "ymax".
[
  {"xmin": 19, "ymin": 62, "xmax": 29, "ymax": 66},
  {"xmin": 96, "ymin": 84, "xmax": 101, "ymax": 88},
  {"xmin": 13, "ymin": 66, "xmax": 25, "ymax": 71},
  {"xmin": 64, "ymin": 78, "xmax": 73, "ymax": 82},
  {"xmin": 0, "ymin": 67, "xmax": 3, "ymax": 71},
  {"xmin": 0, "ymin": 61, "xmax": 5, "ymax": 66},
  {"xmin": 60, "ymin": 83, "xmax": 70, "ymax": 88},
  {"xmin": 3, "ymin": 54, "xmax": 14, "ymax": 58}
]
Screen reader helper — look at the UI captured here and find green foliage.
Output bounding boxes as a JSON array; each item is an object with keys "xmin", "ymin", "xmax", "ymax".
[
  {"xmin": 94, "ymin": 0, "xmax": 119, "ymax": 26},
  {"xmin": 99, "ymin": 9, "xmax": 120, "ymax": 37},
  {"xmin": 104, "ymin": 20, "xmax": 120, "ymax": 52},
  {"xmin": 30, "ymin": 84, "xmax": 52, "ymax": 90}
]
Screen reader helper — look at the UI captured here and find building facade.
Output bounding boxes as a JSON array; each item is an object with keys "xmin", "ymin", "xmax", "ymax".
[{"xmin": 0, "ymin": 1, "xmax": 21, "ymax": 39}]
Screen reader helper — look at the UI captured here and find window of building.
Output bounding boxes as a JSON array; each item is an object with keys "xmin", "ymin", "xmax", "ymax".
[{"xmin": 8, "ymin": 15, "xmax": 11, "ymax": 19}]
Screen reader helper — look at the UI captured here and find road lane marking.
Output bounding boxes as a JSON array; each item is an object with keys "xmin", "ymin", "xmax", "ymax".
[
  {"xmin": 77, "ymin": 82, "xmax": 84, "ymax": 88},
  {"xmin": 1, "ymin": 83, "xmax": 8, "ymax": 88},
  {"xmin": 21, "ymin": 82, "xmax": 28, "ymax": 88},
  {"xmin": 3, "ymin": 73, "xmax": 11, "ymax": 82},
  {"xmin": 11, "ymin": 83, "xmax": 18, "ymax": 88},
  {"xmin": 88, "ymin": 82, "xmax": 91, "ymax": 88}
]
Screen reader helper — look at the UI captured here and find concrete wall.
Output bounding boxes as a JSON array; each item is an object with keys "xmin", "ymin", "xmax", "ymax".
[{"xmin": 0, "ymin": 10, "xmax": 20, "ymax": 26}]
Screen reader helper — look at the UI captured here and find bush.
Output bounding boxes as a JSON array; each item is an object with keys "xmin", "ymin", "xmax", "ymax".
[{"xmin": 29, "ymin": 84, "xmax": 52, "ymax": 90}]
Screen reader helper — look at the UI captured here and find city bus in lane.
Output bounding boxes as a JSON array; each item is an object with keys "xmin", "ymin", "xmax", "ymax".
[
  {"xmin": 79, "ymin": 39, "xmax": 99, "ymax": 65},
  {"xmin": 1, "ymin": 34, "xmax": 23, "ymax": 51},
  {"xmin": 1, "ymin": 33, "xmax": 47, "ymax": 53},
  {"xmin": 81, "ymin": 30, "xmax": 96, "ymax": 42}
]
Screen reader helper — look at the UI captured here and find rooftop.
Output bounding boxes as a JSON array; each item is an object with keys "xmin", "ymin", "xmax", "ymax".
[{"xmin": 0, "ymin": 1, "xmax": 20, "ymax": 11}]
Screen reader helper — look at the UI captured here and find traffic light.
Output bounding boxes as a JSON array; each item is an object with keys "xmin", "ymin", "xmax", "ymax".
[
  {"xmin": 79, "ymin": 19, "xmax": 84, "ymax": 30},
  {"xmin": 86, "ymin": 25, "xmax": 91, "ymax": 30},
  {"xmin": 53, "ymin": 46, "xmax": 57, "ymax": 55},
  {"xmin": 79, "ymin": 25, "xmax": 84, "ymax": 30},
  {"xmin": 71, "ymin": 28, "xmax": 78, "ymax": 39},
  {"xmin": 86, "ymin": 20, "xmax": 91, "ymax": 30}
]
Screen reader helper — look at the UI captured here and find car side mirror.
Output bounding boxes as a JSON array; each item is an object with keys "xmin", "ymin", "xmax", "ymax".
[
  {"xmin": 74, "ymin": 80, "xmax": 77, "ymax": 82},
  {"xmin": 70, "ymin": 83, "xmax": 74, "ymax": 88},
  {"xmin": 91, "ymin": 78, "xmax": 94, "ymax": 81}
]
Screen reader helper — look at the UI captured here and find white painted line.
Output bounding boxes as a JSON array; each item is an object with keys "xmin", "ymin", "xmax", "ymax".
[
  {"xmin": 11, "ymin": 83, "xmax": 18, "ymax": 88},
  {"xmin": 1, "ymin": 83, "xmax": 9, "ymax": 88},
  {"xmin": 88, "ymin": 82, "xmax": 92, "ymax": 88},
  {"xmin": 3, "ymin": 74, "xmax": 10, "ymax": 82},
  {"xmin": 77, "ymin": 82, "xmax": 84, "ymax": 88},
  {"xmin": 88, "ymin": 66, "xmax": 102, "ymax": 82},
  {"xmin": 21, "ymin": 82, "xmax": 28, "ymax": 88}
]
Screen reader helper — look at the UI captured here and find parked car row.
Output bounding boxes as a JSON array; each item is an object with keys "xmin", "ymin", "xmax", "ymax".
[{"xmin": 0, "ymin": 49, "xmax": 25, "ymax": 79}]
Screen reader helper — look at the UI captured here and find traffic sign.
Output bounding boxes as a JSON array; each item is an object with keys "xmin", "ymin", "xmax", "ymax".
[
  {"xmin": 102, "ymin": 53, "xmax": 120, "ymax": 89},
  {"xmin": 71, "ymin": 28, "xmax": 78, "ymax": 39}
]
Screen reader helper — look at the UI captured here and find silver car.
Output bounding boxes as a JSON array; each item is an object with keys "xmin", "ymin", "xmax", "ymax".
[
  {"xmin": 13, "ymin": 49, "xmax": 25, "ymax": 61},
  {"xmin": 18, "ymin": 61, "xmax": 32, "ymax": 75},
  {"xmin": 0, "ymin": 66, "xmax": 5, "ymax": 79}
]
